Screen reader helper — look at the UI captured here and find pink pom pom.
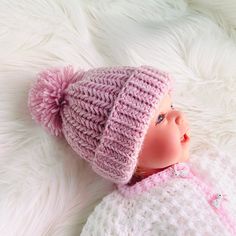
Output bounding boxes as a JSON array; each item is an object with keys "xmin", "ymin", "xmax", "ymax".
[{"xmin": 28, "ymin": 65, "xmax": 84, "ymax": 137}]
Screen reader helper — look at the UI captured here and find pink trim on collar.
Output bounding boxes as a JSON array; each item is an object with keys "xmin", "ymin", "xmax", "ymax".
[
  {"xmin": 116, "ymin": 162, "xmax": 192, "ymax": 198},
  {"xmin": 116, "ymin": 161, "xmax": 236, "ymax": 234}
]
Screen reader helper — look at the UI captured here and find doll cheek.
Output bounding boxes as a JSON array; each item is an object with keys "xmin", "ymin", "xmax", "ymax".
[
  {"xmin": 154, "ymin": 140, "xmax": 169, "ymax": 157},
  {"xmin": 157, "ymin": 138, "xmax": 179, "ymax": 158}
]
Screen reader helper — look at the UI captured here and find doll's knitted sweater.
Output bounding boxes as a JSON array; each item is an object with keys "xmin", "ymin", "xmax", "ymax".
[{"xmin": 80, "ymin": 148, "xmax": 236, "ymax": 236}]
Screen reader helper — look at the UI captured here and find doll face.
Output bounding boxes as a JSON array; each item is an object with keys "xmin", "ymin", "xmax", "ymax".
[{"xmin": 136, "ymin": 93, "xmax": 190, "ymax": 174}]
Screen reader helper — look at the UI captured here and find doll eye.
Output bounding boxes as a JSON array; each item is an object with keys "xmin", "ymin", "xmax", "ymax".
[
  {"xmin": 156, "ymin": 114, "xmax": 165, "ymax": 125},
  {"xmin": 156, "ymin": 104, "xmax": 174, "ymax": 125}
]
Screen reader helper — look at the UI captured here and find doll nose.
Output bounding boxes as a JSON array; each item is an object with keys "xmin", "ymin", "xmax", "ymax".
[
  {"xmin": 172, "ymin": 110, "xmax": 188, "ymax": 128},
  {"xmin": 168, "ymin": 110, "xmax": 190, "ymax": 137},
  {"xmin": 175, "ymin": 111, "xmax": 184, "ymax": 125},
  {"xmin": 167, "ymin": 110, "xmax": 187, "ymax": 126}
]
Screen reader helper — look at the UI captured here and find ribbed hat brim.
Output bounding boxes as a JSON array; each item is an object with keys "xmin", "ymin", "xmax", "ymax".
[{"xmin": 92, "ymin": 65, "xmax": 173, "ymax": 184}]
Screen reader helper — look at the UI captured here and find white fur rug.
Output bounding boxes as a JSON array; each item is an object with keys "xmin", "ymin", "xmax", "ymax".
[{"xmin": 0, "ymin": 0, "xmax": 235, "ymax": 235}]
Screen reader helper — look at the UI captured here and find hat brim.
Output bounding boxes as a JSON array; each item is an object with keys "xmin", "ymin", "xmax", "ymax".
[{"xmin": 92, "ymin": 65, "xmax": 173, "ymax": 184}]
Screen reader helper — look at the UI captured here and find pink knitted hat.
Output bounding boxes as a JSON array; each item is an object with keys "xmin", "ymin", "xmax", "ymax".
[{"xmin": 28, "ymin": 65, "xmax": 173, "ymax": 184}]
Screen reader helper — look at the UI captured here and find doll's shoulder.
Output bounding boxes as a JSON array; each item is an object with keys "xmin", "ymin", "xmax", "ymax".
[
  {"xmin": 80, "ymin": 190, "xmax": 129, "ymax": 236},
  {"xmin": 84, "ymin": 190, "xmax": 126, "ymax": 218},
  {"xmin": 189, "ymin": 145, "xmax": 236, "ymax": 189}
]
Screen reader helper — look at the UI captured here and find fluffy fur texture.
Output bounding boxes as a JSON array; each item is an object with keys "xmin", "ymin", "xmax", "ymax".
[{"xmin": 0, "ymin": 0, "xmax": 235, "ymax": 235}]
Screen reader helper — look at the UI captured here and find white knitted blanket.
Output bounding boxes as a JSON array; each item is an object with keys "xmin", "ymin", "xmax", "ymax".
[{"xmin": 0, "ymin": 0, "xmax": 235, "ymax": 235}]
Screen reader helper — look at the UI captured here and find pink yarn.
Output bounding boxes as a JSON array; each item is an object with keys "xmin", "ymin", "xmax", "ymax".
[
  {"xmin": 28, "ymin": 65, "xmax": 84, "ymax": 137},
  {"xmin": 27, "ymin": 65, "xmax": 172, "ymax": 184}
]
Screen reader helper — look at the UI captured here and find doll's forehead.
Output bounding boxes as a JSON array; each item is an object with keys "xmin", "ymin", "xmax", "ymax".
[{"xmin": 156, "ymin": 93, "xmax": 172, "ymax": 112}]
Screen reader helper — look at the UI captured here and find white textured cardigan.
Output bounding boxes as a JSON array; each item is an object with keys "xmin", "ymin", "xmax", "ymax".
[{"xmin": 81, "ymin": 148, "xmax": 236, "ymax": 236}]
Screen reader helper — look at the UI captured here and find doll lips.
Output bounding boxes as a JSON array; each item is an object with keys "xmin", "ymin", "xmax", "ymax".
[{"xmin": 180, "ymin": 133, "xmax": 190, "ymax": 143}]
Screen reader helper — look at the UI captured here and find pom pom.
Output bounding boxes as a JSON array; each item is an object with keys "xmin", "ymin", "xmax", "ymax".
[{"xmin": 28, "ymin": 65, "xmax": 84, "ymax": 137}]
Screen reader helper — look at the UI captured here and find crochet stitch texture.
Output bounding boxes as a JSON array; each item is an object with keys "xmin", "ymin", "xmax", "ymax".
[
  {"xmin": 81, "ymin": 151, "xmax": 236, "ymax": 236},
  {"xmin": 28, "ymin": 65, "xmax": 173, "ymax": 184}
]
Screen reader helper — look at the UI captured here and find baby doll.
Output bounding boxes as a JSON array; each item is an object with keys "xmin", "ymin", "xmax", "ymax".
[
  {"xmin": 127, "ymin": 91, "xmax": 190, "ymax": 187},
  {"xmin": 28, "ymin": 65, "xmax": 236, "ymax": 236}
]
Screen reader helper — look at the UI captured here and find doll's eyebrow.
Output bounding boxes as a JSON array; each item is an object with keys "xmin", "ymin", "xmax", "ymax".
[
  {"xmin": 156, "ymin": 103, "xmax": 172, "ymax": 117},
  {"xmin": 162, "ymin": 101, "xmax": 173, "ymax": 112}
]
